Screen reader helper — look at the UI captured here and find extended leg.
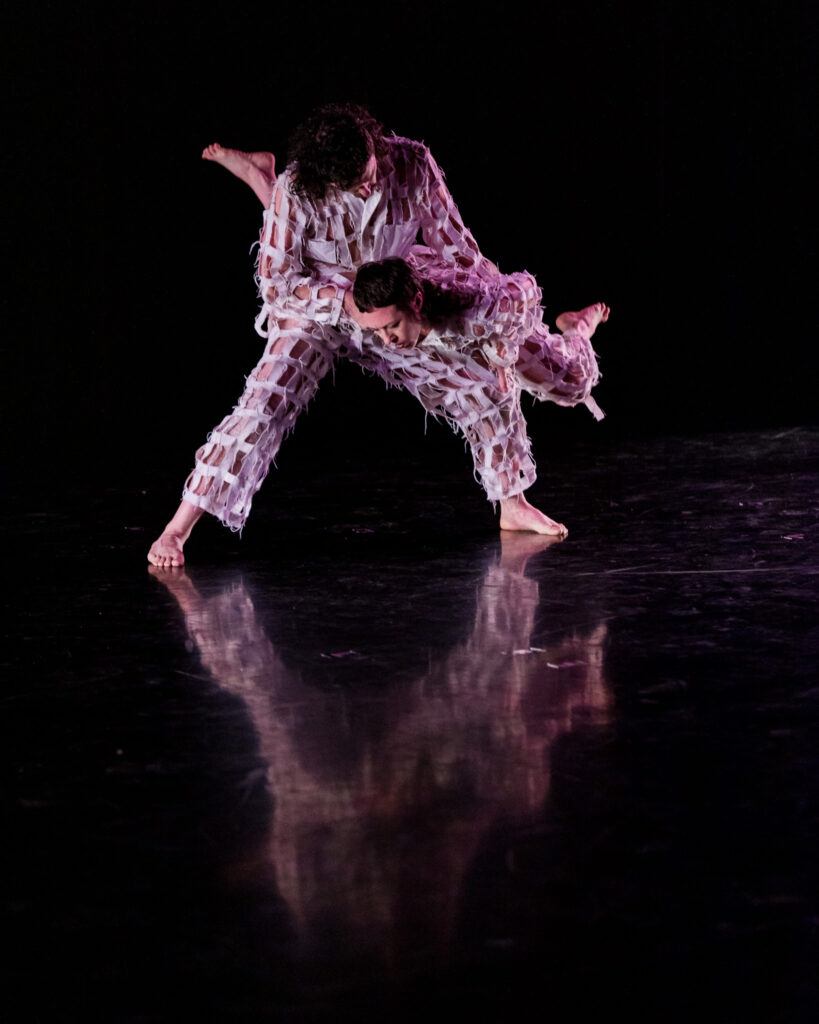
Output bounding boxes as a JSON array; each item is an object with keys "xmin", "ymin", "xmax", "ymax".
[
  {"xmin": 343, "ymin": 340, "xmax": 567, "ymax": 536},
  {"xmin": 447, "ymin": 389, "xmax": 569, "ymax": 535},
  {"xmin": 148, "ymin": 500, "xmax": 203, "ymax": 568},
  {"xmin": 183, "ymin": 320, "xmax": 334, "ymax": 530},
  {"xmin": 420, "ymin": 358, "xmax": 571, "ymax": 533},
  {"xmin": 148, "ymin": 320, "xmax": 335, "ymax": 565},
  {"xmin": 515, "ymin": 303, "xmax": 609, "ymax": 416}
]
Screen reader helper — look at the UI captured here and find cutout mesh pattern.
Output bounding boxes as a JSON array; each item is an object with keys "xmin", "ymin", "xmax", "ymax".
[
  {"xmin": 183, "ymin": 322, "xmax": 336, "ymax": 531},
  {"xmin": 252, "ymin": 137, "xmax": 485, "ymax": 334},
  {"xmin": 183, "ymin": 142, "xmax": 601, "ymax": 531}
]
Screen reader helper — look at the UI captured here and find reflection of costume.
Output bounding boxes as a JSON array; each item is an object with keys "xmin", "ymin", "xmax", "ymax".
[
  {"xmin": 184, "ymin": 137, "xmax": 601, "ymax": 531},
  {"xmin": 154, "ymin": 557, "xmax": 610, "ymax": 961}
]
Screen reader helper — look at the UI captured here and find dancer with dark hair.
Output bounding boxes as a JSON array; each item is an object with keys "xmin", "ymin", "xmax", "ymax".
[
  {"xmin": 148, "ymin": 104, "xmax": 606, "ymax": 566},
  {"xmin": 346, "ymin": 256, "xmax": 608, "ymax": 534}
]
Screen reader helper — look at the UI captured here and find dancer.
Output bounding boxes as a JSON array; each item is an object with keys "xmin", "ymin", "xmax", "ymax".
[
  {"xmin": 343, "ymin": 256, "xmax": 608, "ymax": 535},
  {"xmin": 148, "ymin": 104, "xmax": 606, "ymax": 567}
]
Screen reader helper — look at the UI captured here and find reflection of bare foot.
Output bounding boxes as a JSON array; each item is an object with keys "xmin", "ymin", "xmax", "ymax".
[
  {"xmin": 148, "ymin": 563, "xmax": 189, "ymax": 585},
  {"xmin": 499, "ymin": 530, "xmax": 563, "ymax": 574},
  {"xmin": 556, "ymin": 303, "xmax": 610, "ymax": 339},
  {"xmin": 147, "ymin": 565, "xmax": 203, "ymax": 614},
  {"xmin": 499, "ymin": 493, "xmax": 568, "ymax": 537},
  {"xmin": 147, "ymin": 532, "xmax": 186, "ymax": 568}
]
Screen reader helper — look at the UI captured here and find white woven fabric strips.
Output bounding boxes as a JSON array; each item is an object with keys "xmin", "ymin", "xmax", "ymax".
[{"xmin": 183, "ymin": 137, "xmax": 601, "ymax": 531}]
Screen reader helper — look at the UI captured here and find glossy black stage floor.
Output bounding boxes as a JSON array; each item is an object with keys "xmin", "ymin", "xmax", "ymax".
[{"xmin": 5, "ymin": 428, "xmax": 818, "ymax": 1022}]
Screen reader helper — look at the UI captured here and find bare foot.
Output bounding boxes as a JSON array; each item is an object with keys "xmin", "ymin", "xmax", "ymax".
[
  {"xmin": 202, "ymin": 144, "xmax": 276, "ymax": 206},
  {"xmin": 499, "ymin": 493, "xmax": 568, "ymax": 538},
  {"xmin": 202, "ymin": 143, "xmax": 275, "ymax": 177},
  {"xmin": 202, "ymin": 142, "xmax": 228, "ymax": 162},
  {"xmin": 147, "ymin": 531, "xmax": 186, "ymax": 568},
  {"xmin": 555, "ymin": 302, "xmax": 610, "ymax": 339}
]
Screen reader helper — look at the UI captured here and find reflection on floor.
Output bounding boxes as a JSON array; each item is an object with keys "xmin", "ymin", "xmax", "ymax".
[{"xmin": 5, "ymin": 428, "xmax": 818, "ymax": 1021}]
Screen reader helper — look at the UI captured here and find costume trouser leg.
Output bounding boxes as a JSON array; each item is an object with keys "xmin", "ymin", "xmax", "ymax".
[
  {"xmin": 183, "ymin": 320, "xmax": 335, "ymax": 532},
  {"xmin": 345, "ymin": 344, "xmax": 537, "ymax": 502},
  {"xmin": 438, "ymin": 382, "xmax": 536, "ymax": 501},
  {"xmin": 454, "ymin": 322, "xmax": 603, "ymax": 498},
  {"xmin": 514, "ymin": 324, "xmax": 604, "ymax": 419}
]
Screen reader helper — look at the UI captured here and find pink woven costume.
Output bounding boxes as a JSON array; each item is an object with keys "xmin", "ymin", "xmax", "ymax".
[{"xmin": 183, "ymin": 137, "xmax": 602, "ymax": 531}]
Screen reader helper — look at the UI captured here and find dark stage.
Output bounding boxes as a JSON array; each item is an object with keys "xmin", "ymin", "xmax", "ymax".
[
  {"xmin": 5, "ymin": 429, "xmax": 818, "ymax": 1020},
  {"xmin": 4, "ymin": 2, "xmax": 817, "ymax": 1021}
]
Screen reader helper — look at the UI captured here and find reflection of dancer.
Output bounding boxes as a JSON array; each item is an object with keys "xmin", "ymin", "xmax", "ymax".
[
  {"xmin": 149, "ymin": 104, "xmax": 608, "ymax": 566},
  {"xmin": 148, "ymin": 535, "xmax": 610, "ymax": 967}
]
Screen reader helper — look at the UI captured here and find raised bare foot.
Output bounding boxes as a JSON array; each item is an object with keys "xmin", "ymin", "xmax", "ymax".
[
  {"xmin": 202, "ymin": 144, "xmax": 276, "ymax": 206},
  {"xmin": 147, "ymin": 531, "xmax": 186, "ymax": 568},
  {"xmin": 202, "ymin": 142, "xmax": 228, "ymax": 162},
  {"xmin": 202, "ymin": 143, "xmax": 275, "ymax": 177},
  {"xmin": 499, "ymin": 493, "xmax": 568, "ymax": 537},
  {"xmin": 556, "ymin": 302, "xmax": 610, "ymax": 339}
]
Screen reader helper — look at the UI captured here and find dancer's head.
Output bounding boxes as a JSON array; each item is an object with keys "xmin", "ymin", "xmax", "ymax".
[
  {"xmin": 353, "ymin": 258, "xmax": 476, "ymax": 350},
  {"xmin": 288, "ymin": 103, "xmax": 386, "ymax": 200},
  {"xmin": 353, "ymin": 258, "xmax": 426, "ymax": 350}
]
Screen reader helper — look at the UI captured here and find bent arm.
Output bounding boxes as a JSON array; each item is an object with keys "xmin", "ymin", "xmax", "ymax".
[
  {"xmin": 255, "ymin": 179, "xmax": 352, "ymax": 332},
  {"xmin": 417, "ymin": 148, "xmax": 493, "ymax": 274}
]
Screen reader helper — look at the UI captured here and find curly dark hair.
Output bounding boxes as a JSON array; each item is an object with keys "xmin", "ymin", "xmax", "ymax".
[
  {"xmin": 353, "ymin": 258, "xmax": 476, "ymax": 329},
  {"xmin": 287, "ymin": 103, "xmax": 388, "ymax": 200}
]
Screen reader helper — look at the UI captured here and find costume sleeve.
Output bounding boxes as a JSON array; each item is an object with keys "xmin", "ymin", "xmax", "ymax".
[
  {"xmin": 417, "ymin": 148, "xmax": 487, "ymax": 272},
  {"xmin": 254, "ymin": 176, "xmax": 350, "ymax": 333}
]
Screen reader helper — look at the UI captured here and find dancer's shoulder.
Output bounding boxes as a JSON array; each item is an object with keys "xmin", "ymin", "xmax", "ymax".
[
  {"xmin": 271, "ymin": 165, "xmax": 329, "ymax": 219},
  {"xmin": 386, "ymin": 134, "xmax": 427, "ymax": 155},
  {"xmin": 384, "ymin": 136, "xmax": 441, "ymax": 194},
  {"xmin": 385, "ymin": 134, "xmax": 435, "ymax": 169},
  {"xmin": 273, "ymin": 165, "xmax": 301, "ymax": 203}
]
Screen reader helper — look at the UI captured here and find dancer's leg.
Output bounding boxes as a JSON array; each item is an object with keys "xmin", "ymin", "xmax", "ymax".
[
  {"xmin": 148, "ymin": 500, "xmax": 203, "ymax": 568},
  {"xmin": 408, "ymin": 356, "xmax": 567, "ymax": 534},
  {"xmin": 449, "ymin": 393, "xmax": 568, "ymax": 535},
  {"xmin": 515, "ymin": 303, "xmax": 609, "ymax": 407},
  {"xmin": 148, "ymin": 320, "xmax": 335, "ymax": 565},
  {"xmin": 183, "ymin": 321, "xmax": 334, "ymax": 528},
  {"xmin": 493, "ymin": 303, "xmax": 611, "ymax": 535},
  {"xmin": 342, "ymin": 341, "xmax": 567, "ymax": 536}
]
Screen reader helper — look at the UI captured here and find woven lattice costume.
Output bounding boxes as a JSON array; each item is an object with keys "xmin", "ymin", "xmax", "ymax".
[{"xmin": 183, "ymin": 137, "xmax": 602, "ymax": 531}]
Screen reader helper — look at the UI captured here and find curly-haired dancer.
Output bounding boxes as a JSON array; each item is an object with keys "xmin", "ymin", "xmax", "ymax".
[{"xmin": 148, "ymin": 105, "xmax": 607, "ymax": 566}]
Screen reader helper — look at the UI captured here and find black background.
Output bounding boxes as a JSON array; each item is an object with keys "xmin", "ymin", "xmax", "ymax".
[{"xmin": 4, "ymin": 1, "xmax": 815, "ymax": 491}]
